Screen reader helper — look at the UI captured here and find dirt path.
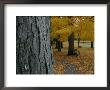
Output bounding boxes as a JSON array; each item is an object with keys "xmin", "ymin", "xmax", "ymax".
[{"xmin": 53, "ymin": 48, "xmax": 94, "ymax": 74}]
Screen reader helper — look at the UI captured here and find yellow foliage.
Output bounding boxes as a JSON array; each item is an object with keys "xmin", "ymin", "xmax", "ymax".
[{"xmin": 51, "ymin": 16, "xmax": 94, "ymax": 42}]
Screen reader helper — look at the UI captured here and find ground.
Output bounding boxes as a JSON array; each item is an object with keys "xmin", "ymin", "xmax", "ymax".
[{"xmin": 52, "ymin": 41, "xmax": 94, "ymax": 74}]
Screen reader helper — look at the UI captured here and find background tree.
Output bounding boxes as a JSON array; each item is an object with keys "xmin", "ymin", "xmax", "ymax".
[
  {"xmin": 16, "ymin": 16, "xmax": 54, "ymax": 74},
  {"xmin": 51, "ymin": 16, "xmax": 94, "ymax": 48},
  {"xmin": 68, "ymin": 32, "xmax": 75, "ymax": 55},
  {"xmin": 57, "ymin": 35, "xmax": 62, "ymax": 51}
]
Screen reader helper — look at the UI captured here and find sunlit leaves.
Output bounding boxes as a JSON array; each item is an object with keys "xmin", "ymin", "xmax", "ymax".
[{"xmin": 51, "ymin": 16, "xmax": 94, "ymax": 42}]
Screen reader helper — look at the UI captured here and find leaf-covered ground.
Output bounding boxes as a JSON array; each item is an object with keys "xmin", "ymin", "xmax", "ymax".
[{"xmin": 53, "ymin": 48, "xmax": 94, "ymax": 74}]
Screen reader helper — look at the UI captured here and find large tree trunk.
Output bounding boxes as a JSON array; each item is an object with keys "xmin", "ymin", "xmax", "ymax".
[
  {"xmin": 16, "ymin": 16, "xmax": 54, "ymax": 74},
  {"xmin": 68, "ymin": 32, "xmax": 74, "ymax": 55}
]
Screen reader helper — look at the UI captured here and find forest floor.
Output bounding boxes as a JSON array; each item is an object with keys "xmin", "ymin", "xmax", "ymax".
[{"xmin": 52, "ymin": 47, "xmax": 94, "ymax": 74}]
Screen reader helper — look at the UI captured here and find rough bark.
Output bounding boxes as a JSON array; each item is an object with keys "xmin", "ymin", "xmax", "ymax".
[
  {"xmin": 68, "ymin": 32, "xmax": 74, "ymax": 55},
  {"xmin": 16, "ymin": 16, "xmax": 54, "ymax": 74}
]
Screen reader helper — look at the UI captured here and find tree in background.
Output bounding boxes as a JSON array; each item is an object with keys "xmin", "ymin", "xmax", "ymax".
[
  {"xmin": 51, "ymin": 16, "xmax": 94, "ymax": 48},
  {"xmin": 68, "ymin": 32, "xmax": 75, "ymax": 55},
  {"xmin": 57, "ymin": 35, "xmax": 62, "ymax": 52}
]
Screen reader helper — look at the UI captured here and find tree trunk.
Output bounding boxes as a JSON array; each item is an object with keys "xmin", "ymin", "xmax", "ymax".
[
  {"xmin": 91, "ymin": 41, "xmax": 93, "ymax": 48},
  {"xmin": 55, "ymin": 39, "xmax": 58, "ymax": 49},
  {"xmin": 78, "ymin": 38, "xmax": 80, "ymax": 48},
  {"xmin": 61, "ymin": 42, "xmax": 63, "ymax": 48},
  {"xmin": 16, "ymin": 16, "xmax": 54, "ymax": 74},
  {"xmin": 57, "ymin": 38, "xmax": 61, "ymax": 52},
  {"xmin": 68, "ymin": 32, "xmax": 74, "ymax": 55}
]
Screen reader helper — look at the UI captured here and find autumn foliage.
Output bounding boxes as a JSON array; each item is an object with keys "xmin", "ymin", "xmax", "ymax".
[
  {"xmin": 50, "ymin": 16, "xmax": 94, "ymax": 42},
  {"xmin": 51, "ymin": 16, "xmax": 94, "ymax": 74}
]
